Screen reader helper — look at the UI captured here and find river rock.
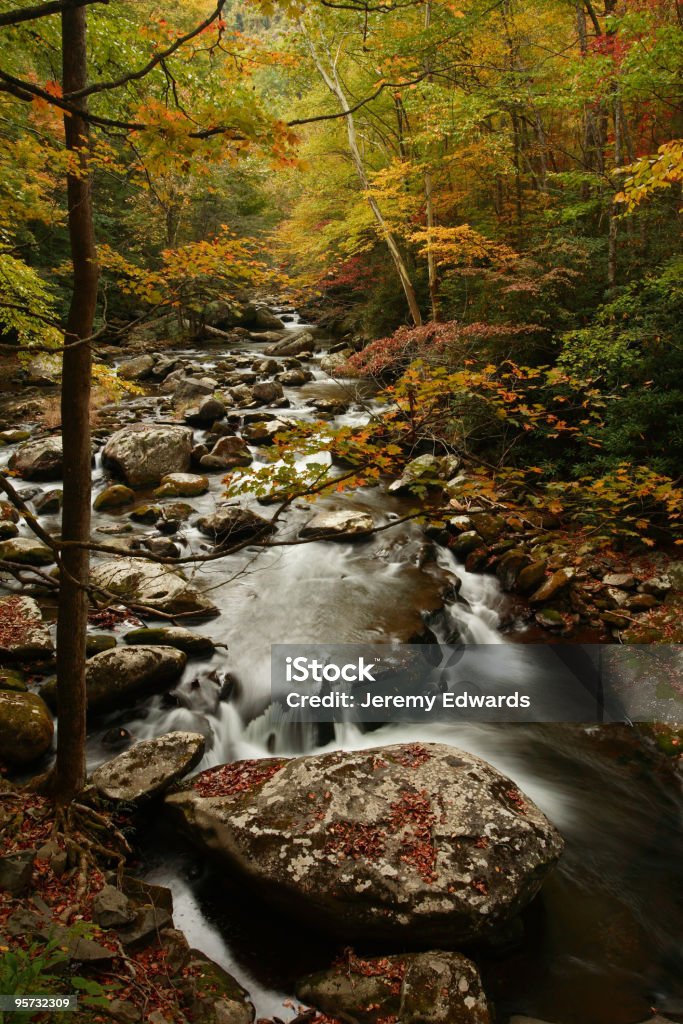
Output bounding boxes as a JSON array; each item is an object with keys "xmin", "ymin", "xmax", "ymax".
[
  {"xmin": 529, "ymin": 568, "xmax": 574, "ymax": 604},
  {"xmin": 118, "ymin": 355, "xmax": 155, "ymax": 381},
  {"xmin": 389, "ymin": 454, "xmax": 461, "ymax": 495},
  {"xmin": 241, "ymin": 419, "xmax": 291, "ymax": 445},
  {"xmin": 154, "ymin": 473, "xmax": 209, "ymax": 498},
  {"xmin": 264, "ymin": 331, "xmax": 317, "ymax": 356},
  {"xmin": 200, "ymin": 436, "xmax": 252, "ymax": 471},
  {"xmin": 0, "ymin": 668, "xmax": 27, "ymax": 692},
  {"xmin": 185, "ymin": 396, "xmax": 226, "ymax": 426},
  {"xmin": 251, "ymin": 380, "xmax": 285, "ymax": 405},
  {"xmin": 33, "ymin": 489, "xmax": 62, "ymax": 515},
  {"xmin": 91, "ymin": 557, "xmax": 219, "ymax": 617},
  {"xmin": 166, "ymin": 743, "xmax": 564, "ymax": 943},
  {"xmin": 297, "ymin": 951, "xmax": 490, "ymax": 1024},
  {"xmin": 173, "ymin": 376, "xmax": 218, "ymax": 401},
  {"xmin": 124, "ymin": 626, "xmax": 215, "ymax": 655},
  {"xmin": 8, "ymin": 437, "xmax": 63, "ymax": 480},
  {"xmin": 0, "ymin": 537, "xmax": 55, "ymax": 565},
  {"xmin": 92, "ymin": 732, "xmax": 206, "ymax": 803},
  {"xmin": 179, "ymin": 950, "xmax": 255, "ymax": 1024},
  {"xmin": 250, "ymin": 306, "xmax": 285, "ymax": 331},
  {"xmin": 41, "ymin": 646, "xmax": 187, "ymax": 714},
  {"xmin": 94, "ymin": 484, "xmax": 136, "ymax": 510},
  {"xmin": 0, "ymin": 500, "xmax": 19, "ymax": 524},
  {"xmin": 196, "ymin": 506, "xmax": 274, "ymax": 545},
  {"xmin": 603, "ymin": 572, "xmax": 637, "ymax": 589},
  {"xmin": 0, "ymin": 520, "xmax": 18, "ymax": 540},
  {"xmin": 0, "ymin": 691, "xmax": 53, "ymax": 765},
  {"xmin": 299, "ymin": 509, "xmax": 375, "ymax": 540},
  {"xmin": 276, "ymin": 368, "xmax": 312, "ymax": 386},
  {"xmin": 0, "ymin": 595, "xmax": 54, "ymax": 660},
  {"xmin": 516, "ymin": 560, "xmax": 547, "ymax": 594},
  {"xmin": 102, "ymin": 425, "xmax": 193, "ymax": 487},
  {"xmin": 320, "ymin": 351, "xmax": 351, "ymax": 374}
]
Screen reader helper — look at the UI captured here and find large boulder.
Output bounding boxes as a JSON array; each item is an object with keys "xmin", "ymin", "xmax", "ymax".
[
  {"xmin": 0, "ymin": 595, "xmax": 54, "ymax": 661},
  {"xmin": 251, "ymin": 306, "xmax": 285, "ymax": 332},
  {"xmin": 117, "ymin": 355, "xmax": 155, "ymax": 382},
  {"xmin": 196, "ymin": 507, "xmax": 274, "ymax": 545},
  {"xmin": 297, "ymin": 951, "xmax": 490, "ymax": 1024},
  {"xmin": 8, "ymin": 437, "xmax": 63, "ymax": 481},
  {"xmin": 91, "ymin": 557, "xmax": 219, "ymax": 617},
  {"xmin": 299, "ymin": 509, "xmax": 375, "ymax": 540},
  {"xmin": 264, "ymin": 331, "xmax": 317, "ymax": 357},
  {"xmin": 0, "ymin": 537, "xmax": 55, "ymax": 566},
  {"xmin": 92, "ymin": 732, "xmax": 206, "ymax": 803},
  {"xmin": 389, "ymin": 454, "xmax": 461, "ymax": 496},
  {"xmin": 0, "ymin": 691, "xmax": 53, "ymax": 765},
  {"xmin": 41, "ymin": 646, "xmax": 187, "ymax": 714},
  {"xmin": 102, "ymin": 425, "xmax": 193, "ymax": 488},
  {"xmin": 166, "ymin": 743, "xmax": 564, "ymax": 944}
]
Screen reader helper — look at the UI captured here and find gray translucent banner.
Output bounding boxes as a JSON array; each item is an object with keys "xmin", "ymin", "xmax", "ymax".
[{"xmin": 270, "ymin": 644, "xmax": 683, "ymax": 724}]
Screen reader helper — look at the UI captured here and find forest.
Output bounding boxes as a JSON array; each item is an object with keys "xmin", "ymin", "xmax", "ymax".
[{"xmin": 0, "ymin": 1, "xmax": 682, "ymax": 1023}]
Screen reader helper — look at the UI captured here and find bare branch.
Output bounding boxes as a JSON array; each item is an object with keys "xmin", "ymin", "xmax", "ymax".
[{"xmin": 0, "ymin": 0, "xmax": 107, "ymax": 29}]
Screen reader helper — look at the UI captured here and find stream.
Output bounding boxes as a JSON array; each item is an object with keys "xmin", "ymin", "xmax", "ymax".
[{"xmin": 3, "ymin": 312, "xmax": 683, "ymax": 1024}]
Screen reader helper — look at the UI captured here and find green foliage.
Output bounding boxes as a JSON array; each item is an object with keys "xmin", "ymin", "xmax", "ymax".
[{"xmin": 0, "ymin": 253, "xmax": 61, "ymax": 349}]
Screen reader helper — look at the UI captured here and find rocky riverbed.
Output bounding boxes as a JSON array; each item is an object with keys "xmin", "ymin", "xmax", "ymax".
[{"xmin": 1, "ymin": 305, "xmax": 682, "ymax": 1024}]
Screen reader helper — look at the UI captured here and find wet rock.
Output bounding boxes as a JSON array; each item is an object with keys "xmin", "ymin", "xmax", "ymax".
[
  {"xmin": 469, "ymin": 513, "xmax": 506, "ymax": 544},
  {"xmin": 602, "ymin": 572, "xmax": 637, "ymax": 589},
  {"xmin": 0, "ymin": 499, "xmax": 19, "ymax": 524},
  {"xmin": 297, "ymin": 951, "xmax": 490, "ymax": 1024},
  {"xmin": 33, "ymin": 489, "xmax": 62, "ymax": 514},
  {"xmin": 0, "ymin": 520, "xmax": 18, "ymax": 540},
  {"xmin": 185, "ymin": 396, "xmax": 226, "ymax": 426},
  {"xmin": 529, "ymin": 568, "xmax": 574, "ymax": 604},
  {"xmin": 252, "ymin": 306, "xmax": 285, "ymax": 331},
  {"xmin": 0, "ymin": 691, "xmax": 53, "ymax": 765},
  {"xmin": 535, "ymin": 608, "xmax": 564, "ymax": 630},
  {"xmin": 0, "ymin": 851, "xmax": 35, "ymax": 896},
  {"xmin": 197, "ymin": 506, "xmax": 274, "ymax": 545},
  {"xmin": 143, "ymin": 537, "xmax": 181, "ymax": 558},
  {"xmin": 389, "ymin": 454, "xmax": 460, "ymax": 496},
  {"xmin": 0, "ymin": 429, "xmax": 31, "ymax": 444},
  {"xmin": 8, "ymin": 437, "xmax": 63, "ymax": 480},
  {"xmin": 241, "ymin": 419, "xmax": 290, "ymax": 445},
  {"xmin": 0, "ymin": 537, "xmax": 55, "ymax": 566},
  {"xmin": 92, "ymin": 732, "xmax": 206, "ymax": 803},
  {"xmin": 299, "ymin": 509, "xmax": 374, "ymax": 540},
  {"xmin": 102, "ymin": 727, "xmax": 133, "ymax": 752},
  {"xmin": 311, "ymin": 397, "xmax": 349, "ymax": 415},
  {"xmin": 227, "ymin": 383, "xmax": 256, "ymax": 408},
  {"xmin": 516, "ymin": 560, "xmax": 547, "ymax": 594},
  {"xmin": 102, "ymin": 425, "xmax": 193, "ymax": 487},
  {"xmin": 625, "ymin": 593, "xmax": 658, "ymax": 611},
  {"xmin": 174, "ymin": 376, "xmax": 219, "ymax": 401},
  {"xmin": 0, "ymin": 595, "xmax": 54, "ymax": 660},
  {"xmin": 41, "ymin": 645, "xmax": 186, "ymax": 714},
  {"xmin": 320, "ymin": 351, "xmax": 351, "ymax": 374},
  {"xmin": 251, "ymin": 380, "xmax": 285, "ymax": 405},
  {"xmin": 638, "ymin": 576, "xmax": 672, "ymax": 598},
  {"xmin": 264, "ymin": 331, "xmax": 317, "ymax": 356},
  {"xmin": 601, "ymin": 610, "xmax": 631, "ymax": 628},
  {"xmin": 92, "ymin": 884, "xmax": 136, "ymax": 928},
  {"xmin": 0, "ymin": 668, "xmax": 27, "ymax": 692},
  {"xmin": 91, "ymin": 557, "xmax": 219, "ymax": 617},
  {"xmin": 166, "ymin": 742, "xmax": 563, "ymax": 944},
  {"xmin": 495, "ymin": 548, "xmax": 530, "ymax": 592},
  {"xmin": 200, "ymin": 436, "xmax": 252, "ymax": 470},
  {"xmin": 252, "ymin": 357, "xmax": 279, "ymax": 375},
  {"xmin": 124, "ymin": 626, "xmax": 215, "ymax": 655},
  {"xmin": 178, "ymin": 950, "xmax": 254, "ymax": 1024},
  {"xmin": 118, "ymin": 355, "xmax": 155, "ymax": 381},
  {"xmin": 276, "ymin": 368, "xmax": 312, "ymax": 386},
  {"xmin": 450, "ymin": 531, "xmax": 482, "ymax": 558},
  {"xmin": 94, "ymin": 484, "xmax": 136, "ymax": 510},
  {"xmin": 86, "ymin": 634, "xmax": 117, "ymax": 656},
  {"xmin": 154, "ymin": 472, "xmax": 209, "ymax": 498}
]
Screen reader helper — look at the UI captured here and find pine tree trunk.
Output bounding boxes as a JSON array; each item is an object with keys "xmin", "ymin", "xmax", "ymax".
[{"xmin": 55, "ymin": 4, "xmax": 98, "ymax": 805}]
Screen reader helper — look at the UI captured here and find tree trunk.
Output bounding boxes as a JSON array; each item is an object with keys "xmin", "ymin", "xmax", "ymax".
[
  {"xmin": 423, "ymin": 0, "xmax": 439, "ymax": 322},
  {"xmin": 55, "ymin": 3, "xmax": 98, "ymax": 805},
  {"xmin": 305, "ymin": 29, "xmax": 422, "ymax": 326}
]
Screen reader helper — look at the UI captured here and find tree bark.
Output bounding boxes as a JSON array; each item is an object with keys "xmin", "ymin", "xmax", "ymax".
[
  {"xmin": 55, "ymin": 2, "xmax": 98, "ymax": 804},
  {"xmin": 423, "ymin": 0, "xmax": 439, "ymax": 321}
]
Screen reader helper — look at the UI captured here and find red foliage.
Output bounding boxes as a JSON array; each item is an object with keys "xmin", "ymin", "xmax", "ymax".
[
  {"xmin": 388, "ymin": 790, "xmax": 437, "ymax": 884},
  {"xmin": 325, "ymin": 821, "xmax": 385, "ymax": 861},
  {"xmin": 191, "ymin": 758, "xmax": 287, "ymax": 797}
]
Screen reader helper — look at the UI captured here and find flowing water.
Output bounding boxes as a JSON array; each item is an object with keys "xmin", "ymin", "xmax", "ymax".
[{"xmin": 3, "ymin": 314, "xmax": 682, "ymax": 1024}]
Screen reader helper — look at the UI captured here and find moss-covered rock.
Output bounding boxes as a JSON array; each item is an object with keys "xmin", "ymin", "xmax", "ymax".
[
  {"xmin": 123, "ymin": 627, "xmax": 215, "ymax": 655},
  {"xmin": 0, "ymin": 537, "xmax": 55, "ymax": 566},
  {"xmin": 94, "ymin": 484, "xmax": 136, "ymax": 510},
  {"xmin": 0, "ymin": 595, "xmax": 54, "ymax": 660},
  {"xmin": 0, "ymin": 690, "xmax": 53, "ymax": 765}
]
